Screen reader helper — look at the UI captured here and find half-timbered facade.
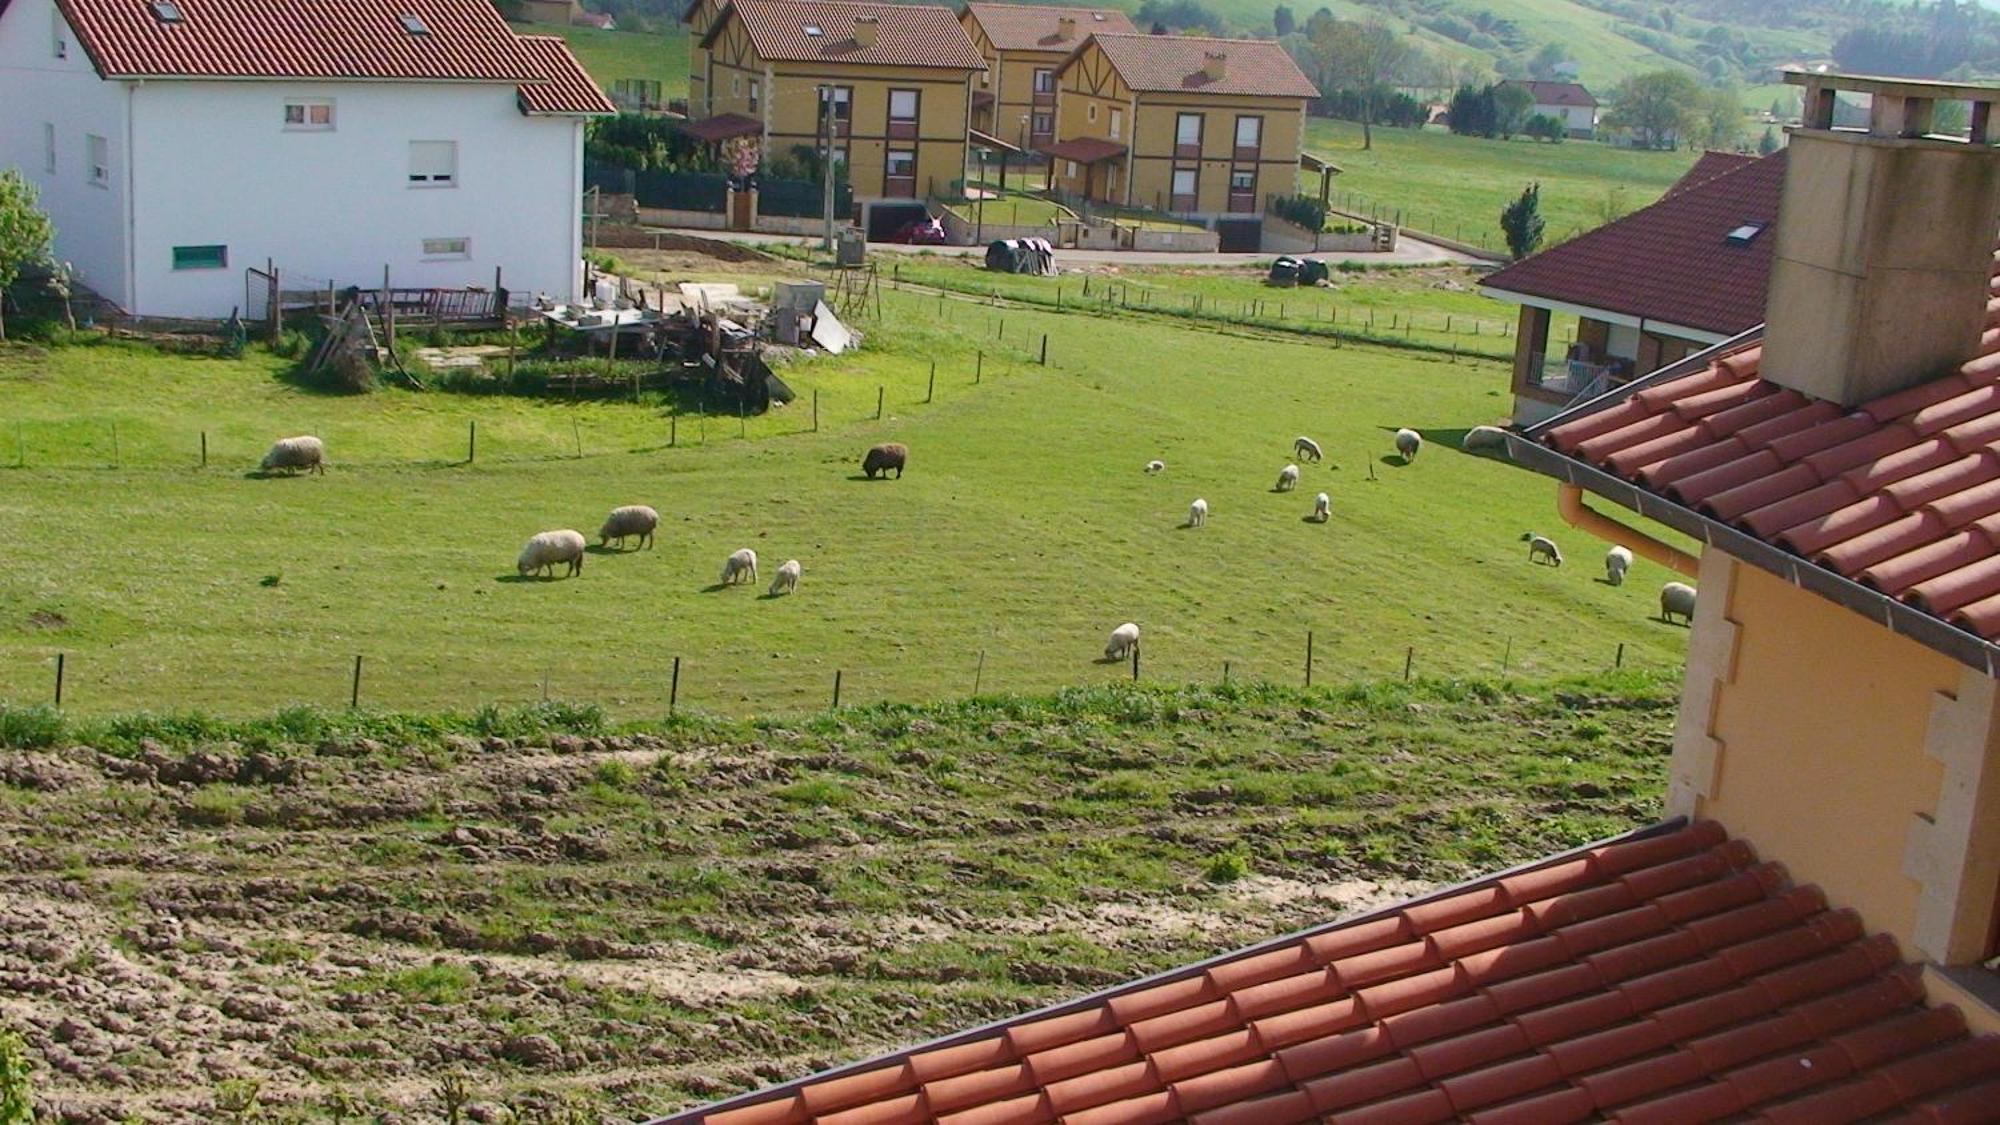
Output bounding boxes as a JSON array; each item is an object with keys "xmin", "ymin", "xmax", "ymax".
[
  {"xmin": 958, "ymin": 3, "xmax": 1132, "ymax": 150},
  {"xmin": 1050, "ymin": 33, "xmax": 1314, "ymax": 222},
  {"xmin": 681, "ymin": 0, "xmax": 724, "ymax": 115},
  {"xmin": 697, "ymin": 0, "xmax": 981, "ymax": 203}
]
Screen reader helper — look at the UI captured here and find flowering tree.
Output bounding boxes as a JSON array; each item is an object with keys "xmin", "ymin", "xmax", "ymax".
[{"xmin": 722, "ymin": 136, "xmax": 760, "ymax": 184}]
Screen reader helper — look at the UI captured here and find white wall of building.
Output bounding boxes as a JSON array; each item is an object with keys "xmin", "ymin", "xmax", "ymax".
[
  {"xmin": 1535, "ymin": 101, "xmax": 1597, "ymax": 135},
  {"xmin": 128, "ymin": 81, "xmax": 583, "ymax": 318},
  {"xmin": 0, "ymin": 0, "xmax": 134, "ymax": 308}
]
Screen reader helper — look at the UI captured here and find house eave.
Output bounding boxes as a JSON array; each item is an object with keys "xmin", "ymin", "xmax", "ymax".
[{"xmin": 1478, "ymin": 285, "xmax": 1736, "ymax": 343}]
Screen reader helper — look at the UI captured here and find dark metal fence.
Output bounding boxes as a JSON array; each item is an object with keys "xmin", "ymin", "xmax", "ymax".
[{"xmin": 757, "ymin": 176, "xmax": 852, "ymax": 218}]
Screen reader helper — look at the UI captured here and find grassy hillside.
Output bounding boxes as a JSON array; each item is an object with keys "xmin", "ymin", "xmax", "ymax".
[
  {"xmin": 0, "ymin": 672, "xmax": 1677, "ymax": 1121},
  {"xmin": 0, "ymin": 261, "xmax": 1692, "ymax": 717},
  {"xmin": 1301, "ymin": 119, "xmax": 1703, "ymax": 251},
  {"xmin": 518, "ymin": 22, "xmax": 689, "ymax": 100}
]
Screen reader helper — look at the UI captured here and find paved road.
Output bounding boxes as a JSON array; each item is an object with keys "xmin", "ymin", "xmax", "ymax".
[{"xmin": 644, "ymin": 227, "xmax": 1480, "ymax": 268}]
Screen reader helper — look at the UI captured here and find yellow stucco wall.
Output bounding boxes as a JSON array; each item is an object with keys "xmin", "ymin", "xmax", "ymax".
[
  {"xmin": 685, "ymin": 0, "xmax": 721, "ymax": 115},
  {"xmin": 1698, "ymin": 561, "xmax": 1956, "ymax": 949}
]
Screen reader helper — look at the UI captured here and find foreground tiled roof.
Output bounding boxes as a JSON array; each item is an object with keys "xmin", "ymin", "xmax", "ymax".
[
  {"xmin": 1080, "ymin": 33, "xmax": 1319, "ymax": 99},
  {"xmin": 1480, "ymin": 152, "xmax": 1785, "ymax": 337},
  {"xmin": 515, "ymin": 35, "xmax": 616, "ymax": 114},
  {"xmin": 963, "ymin": 3, "xmax": 1134, "ymax": 52},
  {"xmin": 710, "ymin": 0, "xmax": 984, "ymax": 70},
  {"xmin": 45, "ymin": 0, "xmax": 543, "ymax": 80},
  {"xmin": 1542, "ymin": 282, "xmax": 2000, "ymax": 643},
  {"xmin": 1501, "ymin": 79, "xmax": 1597, "ymax": 107},
  {"xmin": 1667, "ymin": 151, "xmax": 1761, "ymax": 198},
  {"xmin": 665, "ymin": 821, "xmax": 2000, "ymax": 1124}
]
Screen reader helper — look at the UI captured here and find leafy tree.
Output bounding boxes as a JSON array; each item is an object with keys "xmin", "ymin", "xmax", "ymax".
[
  {"xmin": 1528, "ymin": 41, "xmax": 1570, "ymax": 79},
  {"xmin": 1604, "ymin": 69, "xmax": 1703, "ymax": 150},
  {"xmin": 1447, "ymin": 83, "xmax": 1498, "ymax": 137},
  {"xmin": 1494, "ymin": 81, "xmax": 1535, "ymax": 137},
  {"xmin": 0, "ymin": 1029, "xmax": 31, "ymax": 1125},
  {"xmin": 1136, "ymin": 0, "xmax": 1220, "ymax": 33},
  {"xmin": 1273, "ymin": 4, "xmax": 1295, "ymax": 37},
  {"xmin": 1699, "ymin": 83, "xmax": 1746, "ymax": 150},
  {"xmin": 1757, "ymin": 126, "xmax": 1781, "ymax": 155},
  {"xmin": 1307, "ymin": 18, "xmax": 1412, "ymax": 150},
  {"xmin": 1525, "ymin": 113, "xmax": 1567, "ymax": 142},
  {"xmin": 0, "ymin": 170, "xmax": 56, "ymax": 343},
  {"xmin": 1501, "ymin": 183, "xmax": 1546, "ymax": 261}
]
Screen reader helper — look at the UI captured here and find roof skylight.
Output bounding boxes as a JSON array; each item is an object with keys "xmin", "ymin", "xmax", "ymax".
[
  {"xmin": 148, "ymin": 0, "xmax": 183, "ymax": 24},
  {"xmin": 399, "ymin": 12, "xmax": 429, "ymax": 34},
  {"xmin": 1726, "ymin": 222, "xmax": 1766, "ymax": 245},
  {"xmin": 804, "ymin": 23, "xmax": 822, "ymax": 34}
]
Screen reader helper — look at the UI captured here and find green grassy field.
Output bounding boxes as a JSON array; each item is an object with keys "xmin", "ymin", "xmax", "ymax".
[
  {"xmin": 1301, "ymin": 121, "xmax": 1703, "ymax": 251},
  {"xmin": 518, "ymin": 22, "xmax": 689, "ymax": 100},
  {"xmin": 0, "ymin": 264, "xmax": 1692, "ymax": 718}
]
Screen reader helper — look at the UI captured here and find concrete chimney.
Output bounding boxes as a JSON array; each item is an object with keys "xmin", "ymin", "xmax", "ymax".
[
  {"xmin": 1056, "ymin": 13, "xmax": 1075, "ymax": 39},
  {"xmin": 851, "ymin": 14, "xmax": 877, "ymax": 47},
  {"xmin": 1202, "ymin": 51, "xmax": 1226, "ymax": 81},
  {"xmin": 1760, "ymin": 73, "xmax": 2000, "ymax": 407}
]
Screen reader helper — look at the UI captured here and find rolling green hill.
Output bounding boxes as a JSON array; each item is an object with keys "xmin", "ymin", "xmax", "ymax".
[{"xmin": 518, "ymin": 22, "xmax": 689, "ymax": 100}]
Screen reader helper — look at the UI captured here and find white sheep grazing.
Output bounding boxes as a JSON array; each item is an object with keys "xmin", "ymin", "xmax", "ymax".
[
  {"xmin": 1276, "ymin": 464, "xmax": 1301, "ymax": 492},
  {"xmin": 1293, "ymin": 436, "xmax": 1323, "ymax": 462},
  {"xmin": 1462, "ymin": 426, "xmax": 1509, "ymax": 452},
  {"xmin": 1523, "ymin": 532, "xmax": 1563, "ymax": 567},
  {"xmin": 260, "ymin": 435, "xmax": 326, "ymax": 476},
  {"xmin": 1104, "ymin": 622, "xmax": 1140, "ymax": 661},
  {"xmin": 1145, "ymin": 459, "xmax": 1166, "ymax": 474},
  {"xmin": 1604, "ymin": 545, "xmax": 1634, "ymax": 586},
  {"xmin": 1660, "ymin": 582, "xmax": 1698, "ymax": 624},
  {"xmin": 1312, "ymin": 492, "xmax": 1331, "ymax": 522},
  {"xmin": 1188, "ymin": 498, "xmax": 1208, "ymax": 527},
  {"xmin": 1395, "ymin": 428, "xmax": 1423, "ymax": 462},
  {"xmin": 517, "ymin": 529, "xmax": 586, "ymax": 579},
  {"xmin": 768, "ymin": 558, "xmax": 801, "ymax": 596},
  {"xmin": 720, "ymin": 548, "xmax": 759, "ymax": 586},
  {"xmin": 598, "ymin": 505, "xmax": 659, "ymax": 550}
]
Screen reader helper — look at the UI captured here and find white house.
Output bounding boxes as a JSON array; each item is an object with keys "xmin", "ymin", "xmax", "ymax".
[
  {"xmin": 1501, "ymin": 79, "xmax": 1599, "ymax": 138},
  {"xmin": 0, "ymin": 0, "xmax": 613, "ymax": 320}
]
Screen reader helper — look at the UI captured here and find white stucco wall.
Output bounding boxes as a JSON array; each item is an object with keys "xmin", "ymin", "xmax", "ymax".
[
  {"xmin": 1535, "ymin": 102, "xmax": 1597, "ymax": 134},
  {"xmin": 128, "ymin": 80, "xmax": 583, "ymax": 318},
  {"xmin": 0, "ymin": 0, "xmax": 134, "ymax": 308}
]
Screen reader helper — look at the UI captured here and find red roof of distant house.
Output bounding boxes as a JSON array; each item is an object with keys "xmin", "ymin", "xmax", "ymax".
[
  {"xmin": 680, "ymin": 112, "xmax": 762, "ymax": 141},
  {"xmin": 1503, "ymin": 79, "xmax": 1598, "ymax": 107},
  {"xmin": 1076, "ymin": 32, "xmax": 1319, "ymax": 99},
  {"xmin": 1040, "ymin": 136, "xmax": 1127, "ymax": 163},
  {"xmin": 1481, "ymin": 152, "xmax": 1786, "ymax": 337},
  {"xmin": 1542, "ymin": 274, "xmax": 2000, "ymax": 644},
  {"xmin": 705, "ymin": 0, "xmax": 984, "ymax": 70},
  {"xmin": 1668, "ymin": 151, "xmax": 1760, "ymax": 197},
  {"xmin": 655, "ymin": 820, "xmax": 2000, "ymax": 1125},
  {"xmin": 962, "ymin": 3, "xmax": 1134, "ymax": 52},
  {"xmin": 515, "ymin": 34, "xmax": 616, "ymax": 114}
]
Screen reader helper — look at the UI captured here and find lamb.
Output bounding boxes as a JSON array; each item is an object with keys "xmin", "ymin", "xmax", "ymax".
[
  {"xmin": 1104, "ymin": 622, "xmax": 1140, "ymax": 661},
  {"xmin": 1523, "ymin": 532, "xmax": 1563, "ymax": 566},
  {"xmin": 598, "ymin": 505, "xmax": 658, "ymax": 550},
  {"xmin": 1312, "ymin": 492, "xmax": 1330, "ymax": 522},
  {"xmin": 517, "ymin": 529, "xmax": 586, "ymax": 579},
  {"xmin": 1188, "ymin": 498, "xmax": 1208, "ymax": 527},
  {"xmin": 1275, "ymin": 464, "xmax": 1300, "ymax": 492},
  {"xmin": 1145, "ymin": 459, "xmax": 1166, "ymax": 474},
  {"xmin": 719, "ymin": 548, "xmax": 759, "ymax": 586},
  {"xmin": 863, "ymin": 442, "xmax": 908, "ymax": 479},
  {"xmin": 1604, "ymin": 545, "xmax": 1634, "ymax": 586},
  {"xmin": 1461, "ymin": 426, "xmax": 1509, "ymax": 452},
  {"xmin": 1660, "ymin": 582, "xmax": 1698, "ymax": 624},
  {"xmin": 1395, "ymin": 428, "xmax": 1423, "ymax": 462},
  {"xmin": 1293, "ymin": 436, "xmax": 1323, "ymax": 462},
  {"xmin": 768, "ymin": 558, "xmax": 801, "ymax": 596},
  {"xmin": 260, "ymin": 435, "xmax": 326, "ymax": 476}
]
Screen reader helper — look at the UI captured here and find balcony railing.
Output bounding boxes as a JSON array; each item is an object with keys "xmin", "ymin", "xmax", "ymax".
[{"xmin": 1526, "ymin": 353, "xmax": 1629, "ymax": 399}]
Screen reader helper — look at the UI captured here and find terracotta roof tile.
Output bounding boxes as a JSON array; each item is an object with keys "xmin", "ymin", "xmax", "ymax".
[
  {"xmin": 706, "ymin": 0, "xmax": 984, "ymax": 70},
  {"xmin": 514, "ymin": 34, "xmax": 615, "ymax": 115},
  {"xmin": 660, "ymin": 824, "xmax": 2000, "ymax": 1125},
  {"xmin": 960, "ymin": 3, "xmax": 1133, "ymax": 51},
  {"xmin": 1072, "ymin": 32, "xmax": 1318, "ymax": 99},
  {"xmin": 1482, "ymin": 153, "xmax": 1785, "ymax": 336},
  {"xmin": 1544, "ymin": 302, "xmax": 2000, "ymax": 643},
  {"xmin": 1501, "ymin": 79, "xmax": 1597, "ymax": 107}
]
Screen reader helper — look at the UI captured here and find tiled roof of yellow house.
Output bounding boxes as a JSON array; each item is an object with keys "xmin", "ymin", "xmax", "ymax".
[
  {"xmin": 962, "ymin": 3, "xmax": 1134, "ymax": 51},
  {"xmin": 1073, "ymin": 32, "xmax": 1318, "ymax": 99},
  {"xmin": 704, "ymin": 0, "xmax": 984, "ymax": 70}
]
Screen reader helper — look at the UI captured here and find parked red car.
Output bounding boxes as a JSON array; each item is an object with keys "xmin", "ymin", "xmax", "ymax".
[{"xmin": 889, "ymin": 216, "xmax": 949, "ymax": 245}]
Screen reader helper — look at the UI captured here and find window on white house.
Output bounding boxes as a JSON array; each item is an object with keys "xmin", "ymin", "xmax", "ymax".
[
  {"xmin": 422, "ymin": 237, "xmax": 471, "ymax": 259},
  {"xmin": 1110, "ymin": 108, "xmax": 1123, "ymax": 138},
  {"xmin": 408, "ymin": 140, "xmax": 457, "ymax": 185},
  {"xmin": 86, "ymin": 133, "xmax": 108, "ymax": 186},
  {"xmin": 43, "ymin": 123, "xmax": 55, "ymax": 173},
  {"xmin": 172, "ymin": 244, "xmax": 227, "ymax": 270},
  {"xmin": 284, "ymin": 100, "xmax": 335, "ymax": 130},
  {"xmin": 51, "ymin": 8, "xmax": 66, "ymax": 57}
]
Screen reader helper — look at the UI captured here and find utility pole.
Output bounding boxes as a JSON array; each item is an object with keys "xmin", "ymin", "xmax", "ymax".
[{"xmin": 819, "ymin": 85, "xmax": 837, "ymax": 253}]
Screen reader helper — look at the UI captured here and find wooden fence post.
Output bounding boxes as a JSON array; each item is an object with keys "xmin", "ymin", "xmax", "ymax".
[
  {"xmin": 1305, "ymin": 630, "xmax": 1314, "ymax": 687},
  {"xmin": 974, "ymin": 650, "xmax": 985, "ymax": 696},
  {"xmin": 669, "ymin": 656, "xmax": 681, "ymax": 715},
  {"xmin": 200, "ymin": 430, "xmax": 207, "ymax": 467},
  {"xmin": 812, "ymin": 389, "xmax": 820, "ymax": 432},
  {"xmin": 1040, "ymin": 334, "xmax": 1048, "ymax": 365},
  {"xmin": 926, "ymin": 360, "xmax": 936, "ymax": 404},
  {"xmin": 1131, "ymin": 641, "xmax": 1140, "ymax": 682},
  {"xmin": 351, "ymin": 654, "xmax": 363, "ymax": 708},
  {"xmin": 54, "ymin": 653, "xmax": 64, "ymax": 708},
  {"xmin": 467, "ymin": 420, "xmax": 476, "ymax": 464},
  {"xmin": 876, "ymin": 386, "xmax": 884, "ymax": 420},
  {"xmin": 1403, "ymin": 646, "xmax": 1414, "ymax": 682},
  {"xmin": 832, "ymin": 669, "xmax": 843, "ymax": 709},
  {"xmin": 975, "ymin": 351, "xmax": 983, "ymax": 384}
]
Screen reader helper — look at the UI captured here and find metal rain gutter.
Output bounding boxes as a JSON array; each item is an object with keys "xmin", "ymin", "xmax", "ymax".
[{"xmin": 643, "ymin": 818, "xmax": 1694, "ymax": 1125}]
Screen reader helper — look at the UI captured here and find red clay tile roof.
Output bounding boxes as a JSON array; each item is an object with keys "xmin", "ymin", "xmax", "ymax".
[
  {"xmin": 707, "ymin": 0, "xmax": 985, "ymax": 70},
  {"xmin": 1077, "ymin": 32, "xmax": 1319, "ymax": 99},
  {"xmin": 1667, "ymin": 151, "xmax": 1761, "ymax": 198},
  {"xmin": 1041, "ymin": 136, "xmax": 1127, "ymax": 163},
  {"xmin": 48, "ymin": 0, "xmax": 545, "ymax": 81},
  {"xmin": 1481, "ymin": 152, "xmax": 1786, "ymax": 337},
  {"xmin": 515, "ymin": 34, "xmax": 616, "ymax": 115},
  {"xmin": 1542, "ymin": 279, "xmax": 2000, "ymax": 643},
  {"xmin": 1501, "ymin": 79, "xmax": 1598, "ymax": 107},
  {"xmin": 658, "ymin": 820, "xmax": 2000, "ymax": 1125},
  {"xmin": 962, "ymin": 3, "xmax": 1134, "ymax": 52}
]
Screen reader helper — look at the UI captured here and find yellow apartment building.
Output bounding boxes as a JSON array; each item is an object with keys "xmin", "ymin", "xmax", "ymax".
[{"xmin": 957, "ymin": 3, "xmax": 1133, "ymax": 151}]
